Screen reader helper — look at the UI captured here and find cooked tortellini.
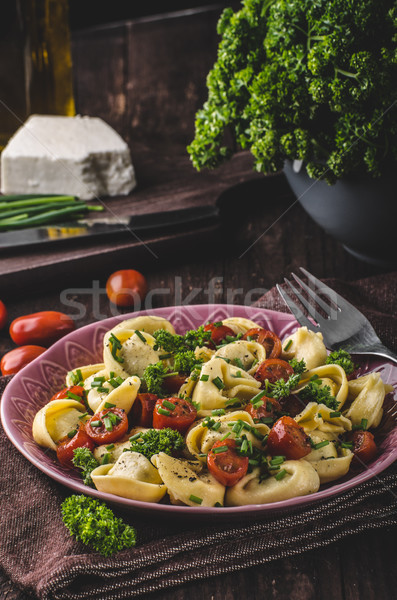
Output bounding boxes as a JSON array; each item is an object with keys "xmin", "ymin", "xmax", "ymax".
[{"xmin": 32, "ymin": 314, "xmax": 392, "ymax": 510}]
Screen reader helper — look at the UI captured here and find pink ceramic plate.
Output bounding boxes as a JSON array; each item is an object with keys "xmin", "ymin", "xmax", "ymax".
[{"xmin": 1, "ymin": 304, "xmax": 397, "ymax": 519}]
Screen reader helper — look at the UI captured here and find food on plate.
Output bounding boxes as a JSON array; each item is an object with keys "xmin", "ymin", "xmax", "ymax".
[
  {"xmin": 106, "ymin": 269, "xmax": 148, "ymax": 307},
  {"xmin": 0, "ymin": 300, "xmax": 7, "ymax": 329},
  {"xmin": 1, "ymin": 344, "xmax": 46, "ymax": 375},
  {"xmin": 10, "ymin": 311, "xmax": 75, "ymax": 346},
  {"xmin": 1, "ymin": 115, "xmax": 136, "ymax": 200},
  {"xmin": 32, "ymin": 315, "xmax": 393, "ymax": 507}
]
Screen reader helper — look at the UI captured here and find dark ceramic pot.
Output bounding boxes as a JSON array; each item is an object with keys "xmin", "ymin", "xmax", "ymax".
[{"xmin": 283, "ymin": 160, "xmax": 397, "ymax": 267}]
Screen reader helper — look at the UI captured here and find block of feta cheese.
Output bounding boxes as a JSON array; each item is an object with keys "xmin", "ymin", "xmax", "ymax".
[{"xmin": 0, "ymin": 114, "xmax": 136, "ymax": 200}]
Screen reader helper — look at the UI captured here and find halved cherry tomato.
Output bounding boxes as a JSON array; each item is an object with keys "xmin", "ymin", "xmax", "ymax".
[
  {"xmin": 245, "ymin": 395, "xmax": 282, "ymax": 423},
  {"xmin": 85, "ymin": 407, "xmax": 128, "ymax": 445},
  {"xmin": 10, "ymin": 311, "xmax": 75, "ymax": 347},
  {"xmin": 0, "ymin": 300, "xmax": 7, "ymax": 330},
  {"xmin": 56, "ymin": 424, "xmax": 96, "ymax": 467},
  {"xmin": 207, "ymin": 439, "xmax": 249, "ymax": 487},
  {"xmin": 349, "ymin": 430, "xmax": 377, "ymax": 464},
  {"xmin": 267, "ymin": 416, "xmax": 312, "ymax": 460},
  {"xmin": 130, "ymin": 393, "xmax": 158, "ymax": 427},
  {"xmin": 279, "ymin": 394, "xmax": 307, "ymax": 418},
  {"xmin": 162, "ymin": 374, "xmax": 187, "ymax": 394},
  {"xmin": 106, "ymin": 269, "xmax": 148, "ymax": 307},
  {"xmin": 152, "ymin": 397, "xmax": 197, "ymax": 434},
  {"xmin": 51, "ymin": 385, "xmax": 86, "ymax": 404},
  {"xmin": 254, "ymin": 358, "xmax": 294, "ymax": 386},
  {"xmin": 0, "ymin": 345, "xmax": 46, "ymax": 375},
  {"xmin": 204, "ymin": 322, "xmax": 235, "ymax": 348},
  {"xmin": 243, "ymin": 328, "xmax": 282, "ymax": 359}
]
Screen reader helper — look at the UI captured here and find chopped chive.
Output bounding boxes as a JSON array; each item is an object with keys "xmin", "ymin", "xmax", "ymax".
[
  {"xmin": 212, "ymin": 445, "xmax": 229, "ymax": 454},
  {"xmin": 220, "ymin": 432, "xmax": 231, "ymax": 441},
  {"xmin": 200, "ymin": 374, "xmax": 209, "ymax": 382},
  {"xmin": 198, "ymin": 453, "xmax": 207, "ymax": 458},
  {"xmin": 232, "ymin": 422, "xmax": 244, "ymax": 436},
  {"xmin": 66, "ymin": 391, "xmax": 83, "ymax": 401},
  {"xmin": 252, "ymin": 399, "xmax": 264, "ymax": 409},
  {"xmin": 67, "ymin": 429, "xmax": 77, "ymax": 438},
  {"xmin": 231, "ymin": 370, "xmax": 243, "ymax": 379},
  {"xmin": 249, "ymin": 458, "xmax": 259, "ymax": 466},
  {"xmin": 361, "ymin": 418, "xmax": 368, "ymax": 430},
  {"xmin": 103, "ymin": 417, "xmax": 113, "ymax": 432},
  {"xmin": 135, "ymin": 330, "xmax": 147, "ymax": 343},
  {"xmin": 129, "ymin": 433, "xmax": 142, "ymax": 442},
  {"xmin": 106, "ymin": 444, "xmax": 115, "ymax": 450},
  {"xmin": 90, "ymin": 420, "xmax": 102, "ymax": 427},
  {"xmin": 163, "ymin": 400, "xmax": 176, "ymax": 411},
  {"xmin": 109, "ymin": 333, "xmax": 124, "ymax": 363},
  {"xmin": 157, "ymin": 407, "xmax": 171, "ymax": 417},
  {"xmin": 234, "ymin": 358, "xmax": 244, "ymax": 369},
  {"xmin": 212, "ymin": 421, "xmax": 221, "ymax": 431},
  {"xmin": 330, "ymin": 411, "xmax": 341, "ymax": 418},
  {"xmin": 109, "ymin": 371, "xmax": 115, "ymax": 378},
  {"xmin": 212, "ymin": 409, "xmax": 225, "ymax": 416},
  {"xmin": 283, "ymin": 339, "xmax": 293, "ymax": 351},
  {"xmin": 341, "ymin": 442, "xmax": 353, "ymax": 449},
  {"xmin": 275, "ymin": 469, "xmax": 287, "ymax": 481},
  {"xmin": 93, "ymin": 376, "xmax": 106, "ymax": 383},
  {"xmin": 96, "ymin": 386, "xmax": 109, "ymax": 394},
  {"xmin": 214, "ymin": 502, "xmax": 223, "ymax": 507},
  {"xmin": 189, "ymin": 494, "xmax": 203, "ymax": 504},
  {"xmin": 270, "ymin": 455, "xmax": 285, "ymax": 463},
  {"xmin": 212, "ymin": 376, "xmax": 225, "ymax": 390},
  {"xmin": 102, "ymin": 453, "xmax": 110, "ymax": 465},
  {"xmin": 105, "ymin": 402, "xmax": 116, "ymax": 409},
  {"xmin": 313, "ymin": 440, "xmax": 330, "ymax": 450},
  {"xmin": 78, "ymin": 412, "xmax": 88, "ymax": 419},
  {"xmin": 219, "ymin": 356, "xmax": 231, "ymax": 363},
  {"xmin": 250, "ymin": 390, "xmax": 267, "ymax": 405},
  {"xmin": 260, "ymin": 417, "xmax": 274, "ymax": 425},
  {"xmin": 240, "ymin": 439, "xmax": 248, "ymax": 453},
  {"xmin": 108, "ymin": 378, "xmax": 121, "ymax": 388}
]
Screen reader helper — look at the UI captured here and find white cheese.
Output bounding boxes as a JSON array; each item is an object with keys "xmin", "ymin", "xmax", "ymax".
[{"xmin": 1, "ymin": 114, "xmax": 136, "ymax": 200}]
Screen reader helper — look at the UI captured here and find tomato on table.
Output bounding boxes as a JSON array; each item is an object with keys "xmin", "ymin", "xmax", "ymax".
[
  {"xmin": 85, "ymin": 407, "xmax": 128, "ymax": 445},
  {"xmin": 245, "ymin": 395, "xmax": 282, "ymax": 423},
  {"xmin": 10, "ymin": 311, "xmax": 75, "ymax": 347},
  {"xmin": 254, "ymin": 358, "xmax": 294, "ymax": 386},
  {"xmin": 130, "ymin": 393, "xmax": 158, "ymax": 427},
  {"xmin": 0, "ymin": 300, "xmax": 7, "ymax": 330},
  {"xmin": 207, "ymin": 439, "xmax": 249, "ymax": 487},
  {"xmin": 243, "ymin": 328, "xmax": 282, "ymax": 359},
  {"xmin": 267, "ymin": 416, "xmax": 312, "ymax": 460},
  {"xmin": 56, "ymin": 424, "xmax": 96, "ymax": 467},
  {"xmin": 51, "ymin": 385, "xmax": 86, "ymax": 404},
  {"xmin": 0, "ymin": 345, "xmax": 47, "ymax": 375},
  {"xmin": 204, "ymin": 322, "xmax": 236, "ymax": 348},
  {"xmin": 349, "ymin": 430, "xmax": 377, "ymax": 464},
  {"xmin": 106, "ymin": 269, "xmax": 148, "ymax": 307},
  {"xmin": 152, "ymin": 397, "xmax": 197, "ymax": 434}
]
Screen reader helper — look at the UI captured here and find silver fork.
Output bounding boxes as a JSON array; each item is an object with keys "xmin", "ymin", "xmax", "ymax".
[{"xmin": 276, "ymin": 267, "xmax": 397, "ymax": 364}]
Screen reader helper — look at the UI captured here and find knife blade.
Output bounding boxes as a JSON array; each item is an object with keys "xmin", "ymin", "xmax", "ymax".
[{"xmin": 0, "ymin": 204, "xmax": 220, "ymax": 251}]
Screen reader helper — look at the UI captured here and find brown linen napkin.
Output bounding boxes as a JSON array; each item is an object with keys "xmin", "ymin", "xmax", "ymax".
[{"xmin": 0, "ymin": 271, "xmax": 396, "ymax": 600}]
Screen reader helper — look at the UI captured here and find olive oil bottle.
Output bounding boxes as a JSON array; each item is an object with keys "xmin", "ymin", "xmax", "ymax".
[{"xmin": 0, "ymin": 0, "xmax": 75, "ymax": 150}]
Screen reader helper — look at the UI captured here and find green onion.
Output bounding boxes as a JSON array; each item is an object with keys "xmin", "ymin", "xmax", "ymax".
[
  {"xmin": 200, "ymin": 374, "xmax": 209, "ymax": 382},
  {"xmin": 105, "ymin": 402, "xmax": 116, "ymax": 409},
  {"xmin": 129, "ymin": 433, "xmax": 142, "ymax": 442},
  {"xmin": 78, "ymin": 412, "xmax": 88, "ymax": 419},
  {"xmin": 96, "ymin": 386, "xmax": 109, "ymax": 394},
  {"xmin": 66, "ymin": 391, "xmax": 83, "ymax": 401},
  {"xmin": 212, "ymin": 409, "xmax": 225, "ymax": 416},
  {"xmin": 162, "ymin": 400, "xmax": 176, "ymax": 411},
  {"xmin": 250, "ymin": 390, "xmax": 267, "ymax": 405},
  {"xmin": 232, "ymin": 370, "xmax": 243, "ymax": 378},
  {"xmin": 283, "ymin": 340, "xmax": 292, "ymax": 351},
  {"xmin": 212, "ymin": 422, "xmax": 221, "ymax": 431},
  {"xmin": 313, "ymin": 440, "xmax": 330, "ymax": 450},
  {"xmin": 134, "ymin": 330, "xmax": 147, "ymax": 343},
  {"xmin": 90, "ymin": 420, "xmax": 102, "ymax": 427},
  {"xmin": 106, "ymin": 444, "xmax": 115, "ymax": 450},
  {"xmin": 214, "ymin": 502, "xmax": 223, "ymax": 507},
  {"xmin": 67, "ymin": 429, "xmax": 77, "ymax": 438},
  {"xmin": 275, "ymin": 469, "xmax": 287, "ymax": 481},
  {"xmin": 103, "ymin": 417, "xmax": 113, "ymax": 432},
  {"xmin": 189, "ymin": 495, "xmax": 203, "ymax": 504},
  {"xmin": 212, "ymin": 445, "xmax": 229, "ymax": 454},
  {"xmin": 329, "ymin": 411, "xmax": 341, "ymax": 418},
  {"xmin": 212, "ymin": 376, "xmax": 225, "ymax": 390},
  {"xmin": 157, "ymin": 407, "xmax": 171, "ymax": 417},
  {"xmin": 93, "ymin": 376, "xmax": 106, "ymax": 383},
  {"xmin": 361, "ymin": 418, "xmax": 368, "ymax": 430},
  {"xmin": 234, "ymin": 358, "xmax": 244, "ymax": 369},
  {"xmin": 220, "ymin": 432, "xmax": 231, "ymax": 441},
  {"xmin": 102, "ymin": 453, "xmax": 110, "ymax": 465},
  {"xmin": 341, "ymin": 442, "xmax": 353, "ymax": 449}
]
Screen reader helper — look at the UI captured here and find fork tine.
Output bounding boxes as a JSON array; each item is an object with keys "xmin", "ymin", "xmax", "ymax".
[
  {"xmin": 299, "ymin": 267, "xmax": 353, "ymax": 313},
  {"xmin": 276, "ymin": 283, "xmax": 319, "ymax": 332},
  {"xmin": 291, "ymin": 273, "xmax": 333, "ymax": 317},
  {"xmin": 284, "ymin": 278, "xmax": 327, "ymax": 326}
]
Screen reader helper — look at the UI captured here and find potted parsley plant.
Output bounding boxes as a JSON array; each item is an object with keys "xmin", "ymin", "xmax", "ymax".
[{"xmin": 187, "ymin": 0, "xmax": 397, "ymax": 266}]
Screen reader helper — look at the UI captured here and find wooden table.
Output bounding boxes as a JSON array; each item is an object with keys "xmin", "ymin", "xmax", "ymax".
[{"xmin": 1, "ymin": 7, "xmax": 396, "ymax": 600}]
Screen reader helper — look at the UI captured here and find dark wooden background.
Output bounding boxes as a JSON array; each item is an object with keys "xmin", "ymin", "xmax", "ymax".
[{"xmin": 1, "ymin": 6, "xmax": 396, "ymax": 600}]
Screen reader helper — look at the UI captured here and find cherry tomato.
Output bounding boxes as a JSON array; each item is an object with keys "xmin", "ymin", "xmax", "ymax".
[
  {"xmin": 254, "ymin": 358, "xmax": 294, "ymax": 386},
  {"xmin": 152, "ymin": 397, "xmax": 197, "ymax": 434},
  {"xmin": 130, "ymin": 393, "xmax": 158, "ymax": 427},
  {"xmin": 0, "ymin": 300, "xmax": 7, "ymax": 330},
  {"xmin": 349, "ymin": 430, "xmax": 377, "ymax": 464},
  {"xmin": 204, "ymin": 322, "xmax": 235, "ymax": 348},
  {"xmin": 106, "ymin": 269, "xmax": 148, "ymax": 307},
  {"xmin": 162, "ymin": 373, "xmax": 187, "ymax": 394},
  {"xmin": 243, "ymin": 328, "xmax": 282, "ymax": 359},
  {"xmin": 10, "ymin": 311, "xmax": 75, "ymax": 347},
  {"xmin": 267, "ymin": 416, "xmax": 312, "ymax": 460},
  {"xmin": 85, "ymin": 407, "xmax": 128, "ymax": 445},
  {"xmin": 56, "ymin": 424, "xmax": 96, "ymax": 468},
  {"xmin": 51, "ymin": 385, "xmax": 86, "ymax": 403},
  {"xmin": 245, "ymin": 395, "xmax": 282, "ymax": 423},
  {"xmin": 279, "ymin": 394, "xmax": 307, "ymax": 418},
  {"xmin": 0, "ymin": 345, "xmax": 46, "ymax": 375},
  {"xmin": 207, "ymin": 439, "xmax": 249, "ymax": 487}
]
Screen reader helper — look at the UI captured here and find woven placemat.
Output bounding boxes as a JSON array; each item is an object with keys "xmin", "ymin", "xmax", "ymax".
[{"xmin": 0, "ymin": 272, "xmax": 396, "ymax": 600}]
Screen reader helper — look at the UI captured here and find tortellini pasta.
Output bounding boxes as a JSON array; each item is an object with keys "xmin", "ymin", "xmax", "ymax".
[
  {"xmin": 304, "ymin": 432, "xmax": 353, "ymax": 483},
  {"xmin": 344, "ymin": 372, "xmax": 387, "ymax": 428},
  {"xmin": 294, "ymin": 402, "xmax": 352, "ymax": 434},
  {"xmin": 214, "ymin": 340, "xmax": 266, "ymax": 375},
  {"xmin": 33, "ymin": 399, "xmax": 87, "ymax": 450},
  {"xmin": 282, "ymin": 326, "xmax": 327, "ymax": 370}
]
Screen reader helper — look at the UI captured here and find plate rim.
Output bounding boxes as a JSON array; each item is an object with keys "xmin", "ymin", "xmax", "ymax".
[{"xmin": 1, "ymin": 302, "xmax": 396, "ymax": 517}]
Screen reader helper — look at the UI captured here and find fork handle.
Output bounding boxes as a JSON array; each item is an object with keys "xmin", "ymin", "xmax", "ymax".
[{"xmin": 349, "ymin": 343, "xmax": 397, "ymax": 364}]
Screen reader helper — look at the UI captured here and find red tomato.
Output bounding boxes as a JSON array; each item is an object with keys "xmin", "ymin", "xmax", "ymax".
[
  {"xmin": 106, "ymin": 269, "xmax": 148, "ymax": 307},
  {"xmin": 350, "ymin": 430, "xmax": 377, "ymax": 464},
  {"xmin": 254, "ymin": 358, "xmax": 294, "ymax": 386},
  {"xmin": 0, "ymin": 345, "xmax": 46, "ymax": 375},
  {"xmin": 207, "ymin": 439, "xmax": 249, "ymax": 487},
  {"xmin": 56, "ymin": 424, "xmax": 96, "ymax": 467},
  {"xmin": 162, "ymin": 374, "xmax": 187, "ymax": 394},
  {"xmin": 152, "ymin": 397, "xmax": 197, "ymax": 434},
  {"xmin": 130, "ymin": 393, "xmax": 158, "ymax": 427},
  {"xmin": 243, "ymin": 328, "xmax": 282, "ymax": 359},
  {"xmin": 267, "ymin": 416, "xmax": 312, "ymax": 460},
  {"xmin": 245, "ymin": 395, "xmax": 282, "ymax": 423},
  {"xmin": 0, "ymin": 300, "xmax": 7, "ymax": 330},
  {"xmin": 279, "ymin": 394, "xmax": 307, "ymax": 417},
  {"xmin": 85, "ymin": 407, "xmax": 128, "ymax": 445},
  {"xmin": 10, "ymin": 311, "xmax": 75, "ymax": 347},
  {"xmin": 51, "ymin": 385, "xmax": 86, "ymax": 403},
  {"xmin": 204, "ymin": 322, "xmax": 235, "ymax": 348}
]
